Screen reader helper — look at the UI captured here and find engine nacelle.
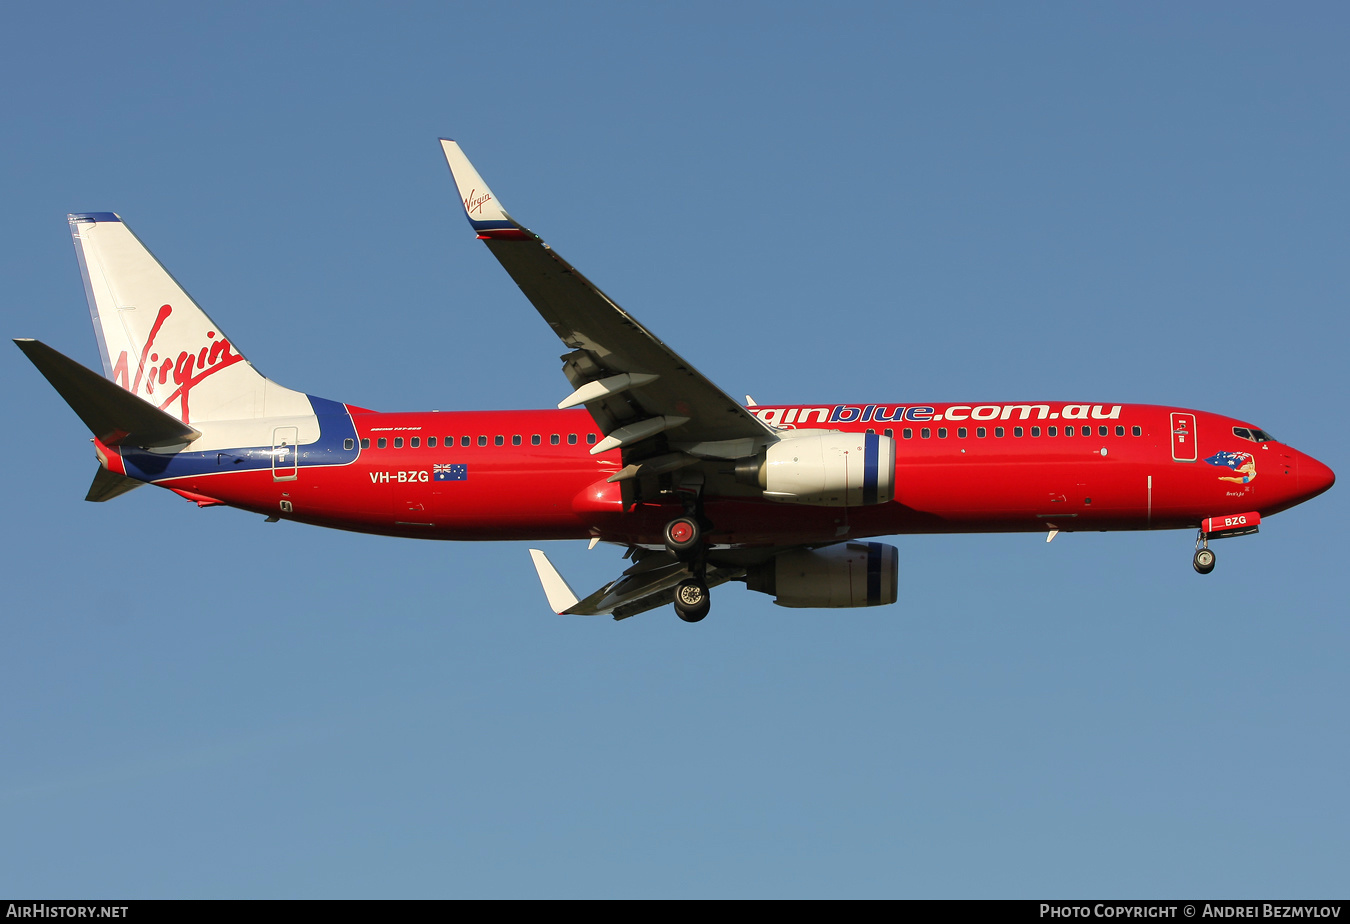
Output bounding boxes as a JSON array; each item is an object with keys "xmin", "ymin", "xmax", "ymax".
[
  {"xmin": 744, "ymin": 542, "xmax": 899, "ymax": 608},
  {"xmin": 737, "ymin": 432, "xmax": 895, "ymax": 506}
]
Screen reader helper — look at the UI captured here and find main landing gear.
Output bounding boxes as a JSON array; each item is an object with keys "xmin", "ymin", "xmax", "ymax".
[
  {"xmin": 665, "ymin": 511, "xmax": 711, "ymax": 622},
  {"xmin": 1193, "ymin": 531, "xmax": 1216, "ymax": 575},
  {"xmin": 673, "ymin": 578, "xmax": 711, "ymax": 623},
  {"xmin": 664, "ymin": 516, "xmax": 701, "ymax": 555}
]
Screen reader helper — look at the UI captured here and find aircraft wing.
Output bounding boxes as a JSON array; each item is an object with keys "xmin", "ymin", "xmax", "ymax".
[
  {"xmin": 440, "ymin": 140, "xmax": 772, "ymax": 461},
  {"xmin": 529, "ymin": 547, "xmax": 745, "ymax": 620}
]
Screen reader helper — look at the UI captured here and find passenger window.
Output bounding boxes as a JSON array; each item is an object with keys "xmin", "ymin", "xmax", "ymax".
[
  {"xmin": 958, "ymin": 427, "xmax": 967, "ymax": 438},
  {"xmin": 977, "ymin": 427, "xmax": 986, "ymax": 438},
  {"xmin": 866, "ymin": 428, "xmax": 875, "ymax": 435},
  {"xmin": 512, "ymin": 435, "xmax": 522, "ymax": 446},
  {"xmin": 1031, "ymin": 427, "xmax": 1040, "ymax": 437},
  {"xmin": 1064, "ymin": 426, "xmax": 1074, "ymax": 437},
  {"xmin": 1132, "ymin": 426, "xmax": 1141, "ymax": 437},
  {"xmin": 921, "ymin": 428, "xmax": 931, "ymax": 439},
  {"xmin": 531, "ymin": 435, "xmax": 541, "ymax": 445},
  {"xmin": 494, "ymin": 436, "xmax": 504, "ymax": 446},
  {"xmin": 410, "ymin": 437, "xmax": 420, "ymax": 448},
  {"xmin": 1098, "ymin": 426, "xmax": 1108, "ymax": 437},
  {"xmin": 1114, "ymin": 426, "xmax": 1124, "ymax": 437},
  {"xmin": 344, "ymin": 438, "xmax": 354, "ymax": 450},
  {"xmin": 1014, "ymin": 427, "xmax": 1024, "ymax": 437},
  {"xmin": 587, "ymin": 433, "xmax": 597, "ymax": 445},
  {"xmin": 428, "ymin": 437, "xmax": 437, "ymax": 448},
  {"xmin": 995, "ymin": 427, "xmax": 1005, "ymax": 438},
  {"xmin": 360, "ymin": 438, "xmax": 370, "ymax": 449},
  {"xmin": 937, "ymin": 428, "xmax": 947, "ymax": 438},
  {"xmin": 378, "ymin": 438, "xmax": 387, "ymax": 448},
  {"xmin": 902, "ymin": 428, "xmax": 913, "ymax": 439},
  {"xmin": 883, "ymin": 428, "xmax": 893, "ymax": 438},
  {"xmin": 477, "ymin": 436, "xmax": 487, "ymax": 447},
  {"xmin": 550, "ymin": 434, "xmax": 560, "ymax": 445},
  {"xmin": 568, "ymin": 434, "xmax": 577, "ymax": 445},
  {"xmin": 393, "ymin": 437, "xmax": 403, "ymax": 448},
  {"xmin": 1048, "ymin": 426, "xmax": 1057, "ymax": 437},
  {"xmin": 462, "ymin": 436, "xmax": 471, "ymax": 447}
]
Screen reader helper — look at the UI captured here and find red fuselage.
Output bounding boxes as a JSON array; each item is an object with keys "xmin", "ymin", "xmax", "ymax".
[{"xmin": 123, "ymin": 400, "xmax": 1334, "ymax": 548}]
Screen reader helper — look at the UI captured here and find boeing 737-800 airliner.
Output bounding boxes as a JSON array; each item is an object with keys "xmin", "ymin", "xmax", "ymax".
[{"xmin": 15, "ymin": 140, "xmax": 1335, "ymax": 622}]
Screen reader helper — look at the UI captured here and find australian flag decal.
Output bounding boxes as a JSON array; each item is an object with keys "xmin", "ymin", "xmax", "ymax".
[
  {"xmin": 434, "ymin": 463, "xmax": 467, "ymax": 481},
  {"xmin": 1205, "ymin": 451, "xmax": 1251, "ymax": 470}
]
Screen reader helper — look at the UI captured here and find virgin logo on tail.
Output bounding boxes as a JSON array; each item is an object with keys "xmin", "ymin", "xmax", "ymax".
[{"xmin": 109, "ymin": 304, "xmax": 245, "ymax": 423}]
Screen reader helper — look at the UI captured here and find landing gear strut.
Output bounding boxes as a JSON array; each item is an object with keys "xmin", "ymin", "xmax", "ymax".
[
  {"xmin": 1193, "ymin": 531, "xmax": 1216, "ymax": 575},
  {"xmin": 666, "ymin": 492, "xmax": 711, "ymax": 621}
]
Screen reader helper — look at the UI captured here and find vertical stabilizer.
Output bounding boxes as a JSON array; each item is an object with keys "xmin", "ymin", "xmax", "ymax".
[{"xmin": 69, "ymin": 213, "xmax": 312, "ymax": 427}]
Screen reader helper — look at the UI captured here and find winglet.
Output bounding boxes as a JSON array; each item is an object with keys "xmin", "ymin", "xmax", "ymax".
[
  {"xmin": 439, "ymin": 139, "xmax": 533, "ymax": 240},
  {"xmin": 528, "ymin": 549, "xmax": 582, "ymax": 614}
]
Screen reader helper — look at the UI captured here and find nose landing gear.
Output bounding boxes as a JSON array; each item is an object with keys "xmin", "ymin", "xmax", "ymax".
[{"xmin": 1193, "ymin": 531, "xmax": 1216, "ymax": 574}]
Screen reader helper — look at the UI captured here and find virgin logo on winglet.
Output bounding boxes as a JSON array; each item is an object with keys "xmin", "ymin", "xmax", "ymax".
[
  {"xmin": 464, "ymin": 189, "xmax": 493, "ymax": 215},
  {"xmin": 109, "ymin": 304, "xmax": 245, "ymax": 424}
]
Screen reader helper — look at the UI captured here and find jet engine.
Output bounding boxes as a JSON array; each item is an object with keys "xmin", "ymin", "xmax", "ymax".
[
  {"xmin": 744, "ymin": 542, "xmax": 899, "ymax": 608},
  {"xmin": 735, "ymin": 432, "xmax": 895, "ymax": 506}
]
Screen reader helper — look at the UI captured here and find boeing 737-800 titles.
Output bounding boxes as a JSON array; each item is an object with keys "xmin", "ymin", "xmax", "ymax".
[{"xmin": 15, "ymin": 140, "xmax": 1336, "ymax": 622}]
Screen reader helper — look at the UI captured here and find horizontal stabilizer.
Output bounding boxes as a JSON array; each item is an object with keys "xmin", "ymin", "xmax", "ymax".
[
  {"xmin": 85, "ymin": 467, "xmax": 144, "ymax": 502},
  {"xmin": 14, "ymin": 339, "xmax": 200, "ymax": 448}
]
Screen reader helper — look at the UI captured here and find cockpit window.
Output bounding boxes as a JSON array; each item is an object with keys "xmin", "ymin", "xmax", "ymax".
[
  {"xmin": 1233, "ymin": 426, "xmax": 1276, "ymax": 443},
  {"xmin": 1252, "ymin": 428, "xmax": 1274, "ymax": 442},
  {"xmin": 1233, "ymin": 427, "xmax": 1253, "ymax": 441}
]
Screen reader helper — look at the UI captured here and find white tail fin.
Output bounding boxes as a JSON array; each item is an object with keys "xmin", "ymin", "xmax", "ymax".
[{"xmin": 69, "ymin": 212, "xmax": 311, "ymax": 427}]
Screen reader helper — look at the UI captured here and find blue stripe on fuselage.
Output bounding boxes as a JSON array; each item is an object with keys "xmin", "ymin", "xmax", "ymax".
[{"xmin": 119, "ymin": 395, "xmax": 359, "ymax": 482}]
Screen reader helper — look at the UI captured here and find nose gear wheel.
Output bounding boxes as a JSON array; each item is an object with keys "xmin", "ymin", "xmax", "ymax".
[{"xmin": 1193, "ymin": 530, "xmax": 1216, "ymax": 574}]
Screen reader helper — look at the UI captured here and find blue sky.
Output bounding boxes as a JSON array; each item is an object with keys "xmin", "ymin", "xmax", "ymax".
[{"xmin": 2, "ymin": 2, "xmax": 1346, "ymax": 898}]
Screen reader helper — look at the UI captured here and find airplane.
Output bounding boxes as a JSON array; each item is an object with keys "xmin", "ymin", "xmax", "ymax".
[{"xmin": 15, "ymin": 139, "xmax": 1336, "ymax": 623}]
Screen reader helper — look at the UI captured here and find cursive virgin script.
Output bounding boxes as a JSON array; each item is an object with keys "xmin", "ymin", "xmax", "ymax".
[
  {"xmin": 463, "ymin": 188, "xmax": 493, "ymax": 215},
  {"xmin": 110, "ymin": 304, "xmax": 246, "ymax": 423}
]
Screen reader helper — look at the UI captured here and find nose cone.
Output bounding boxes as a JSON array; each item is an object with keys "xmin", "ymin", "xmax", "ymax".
[{"xmin": 1299, "ymin": 453, "xmax": 1336, "ymax": 500}]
